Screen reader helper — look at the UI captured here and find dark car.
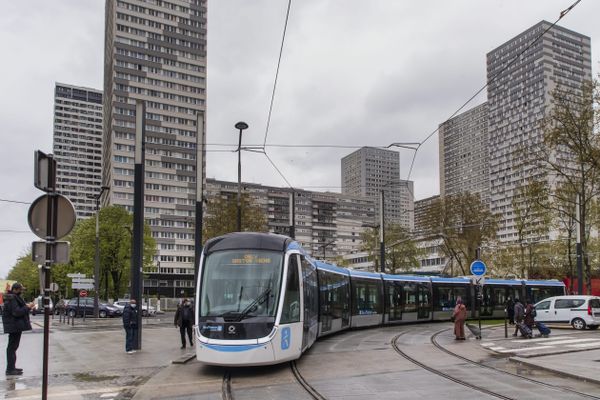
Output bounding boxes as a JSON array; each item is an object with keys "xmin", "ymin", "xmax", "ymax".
[{"xmin": 65, "ymin": 298, "xmax": 122, "ymax": 318}]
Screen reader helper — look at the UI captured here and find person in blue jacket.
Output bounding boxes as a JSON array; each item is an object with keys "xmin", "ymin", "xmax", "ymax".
[
  {"xmin": 122, "ymin": 299, "xmax": 139, "ymax": 354},
  {"xmin": 2, "ymin": 283, "xmax": 34, "ymax": 375}
]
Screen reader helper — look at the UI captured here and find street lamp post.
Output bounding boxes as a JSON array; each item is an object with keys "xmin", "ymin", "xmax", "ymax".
[
  {"xmin": 235, "ymin": 122, "xmax": 249, "ymax": 232},
  {"xmin": 87, "ymin": 185, "xmax": 109, "ymax": 319}
]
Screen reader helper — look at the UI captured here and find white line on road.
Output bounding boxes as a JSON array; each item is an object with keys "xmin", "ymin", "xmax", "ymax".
[
  {"xmin": 531, "ymin": 338, "xmax": 600, "ymax": 346},
  {"xmin": 498, "ymin": 345, "xmax": 554, "ymax": 353},
  {"xmin": 566, "ymin": 341, "xmax": 600, "ymax": 348},
  {"xmin": 511, "ymin": 336, "xmax": 574, "ymax": 343}
]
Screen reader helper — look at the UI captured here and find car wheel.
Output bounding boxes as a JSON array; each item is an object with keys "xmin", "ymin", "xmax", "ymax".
[
  {"xmin": 99, "ymin": 310, "xmax": 107, "ymax": 318},
  {"xmin": 68, "ymin": 310, "xmax": 76, "ymax": 318},
  {"xmin": 572, "ymin": 318, "xmax": 587, "ymax": 330},
  {"xmin": 588, "ymin": 325, "xmax": 599, "ymax": 330},
  {"xmin": 142, "ymin": 310, "xmax": 148, "ymax": 317}
]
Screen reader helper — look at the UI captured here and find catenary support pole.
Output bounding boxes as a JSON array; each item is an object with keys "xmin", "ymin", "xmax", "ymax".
[
  {"xmin": 289, "ymin": 191, "xmax": 295, "ymax": 239},
  {"xmin": 132, "ymin": 101, "xmax": 146, "ymax": 349},
  {"xmin": 576, "ymin": 194, "xmax": 583, "ymax": 295},
  {"xmin": 379, "ymin": 189, "xmax": 385, "ymax": 273},
  {"xmin": 194, "ymin": 112, "xmax": 205, "ymax": 282}
]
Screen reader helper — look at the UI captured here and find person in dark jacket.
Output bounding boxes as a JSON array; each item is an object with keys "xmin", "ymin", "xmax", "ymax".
[
  {"xmin": 506, "ymin": 297, "xmax": 515, "ymax": 325},
  {"xmin": 513, "ymin": 298, "xmax": 525, "ymax": 337},
  {"xmin": 524, "ymin": 299, "xmax": 536, "ymax": 330},
  {"xmin": 175, "ymin": 298, "xmax": 195, "ymax": 349},
  {"xmin": 2, "ymin": 283, "xmax": 34, "ymax": 375},
  {"xmin": 122, "ymin": 299, "xmax": 139, "ymax": 354}
]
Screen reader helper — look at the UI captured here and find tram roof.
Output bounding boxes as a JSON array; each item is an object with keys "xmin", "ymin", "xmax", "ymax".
[
  {"xmin": 203, "ymin": 232, "xmax": 293, "ymax": 254},
  {"xmin": 430, "ymin": 276, "xmax": 471, "ymax": 284},
  {"xmin": 314, "ymin": 261, "xmax": 350, "ymax": 276},
  {"xmin": 523, "ymin": 279, "xmax": 565, "ymax": 287},
  {"xmin": 348, "ymin": 269, "xmax": 382, "ymax": 280},
  {"xmin": 382, "ymin": 274, "xmax": 431, "ymax": 283},
  {"xmin": 484, "ymin": 278, "xmax": 524, "ymax": 285}
]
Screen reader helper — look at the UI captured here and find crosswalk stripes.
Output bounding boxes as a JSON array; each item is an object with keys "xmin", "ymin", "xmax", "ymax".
[{"xmin": 481, "ymin": 335, "xmax": 600, "ymax": 355}]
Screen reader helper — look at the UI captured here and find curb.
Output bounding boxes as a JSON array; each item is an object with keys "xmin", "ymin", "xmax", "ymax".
[
  {"xmin": 509, "ymin": 356, "xmax": 600, "ymax": 386},
  {"xmin": 171, "ymin": 353, "xmax": 196, "ymax": 364}
]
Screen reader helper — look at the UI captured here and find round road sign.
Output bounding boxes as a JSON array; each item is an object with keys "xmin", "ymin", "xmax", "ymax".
[
  {"xmin": 470, "ymin": 260, "xmax": 487, "ymax": 276},
  {"xmin": 27, "ymin": 194, "xmax": 76, "ymax": 240},
  {"xmin": 79, "ymin": 290, "xmax": 88, "ymax": 297}
]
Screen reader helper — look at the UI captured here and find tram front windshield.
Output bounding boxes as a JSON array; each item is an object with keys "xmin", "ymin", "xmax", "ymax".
[{"xmin": 200, "ymin": 250, "xmax": 283, "ymax": 320}]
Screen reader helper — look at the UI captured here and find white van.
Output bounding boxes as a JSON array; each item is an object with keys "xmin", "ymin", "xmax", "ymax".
[{"xmin": 534, "ymin": 295, "xmax": 600, "ymax": 330}]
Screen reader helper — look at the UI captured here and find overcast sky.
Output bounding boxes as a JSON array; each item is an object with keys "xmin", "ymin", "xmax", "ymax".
[{"xmin": 0, "ymin": 0, "xmax": 599, "ymax": 278}]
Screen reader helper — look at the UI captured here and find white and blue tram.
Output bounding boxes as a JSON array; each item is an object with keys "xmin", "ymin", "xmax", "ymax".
[{"xmin": 194, "ymin": 232, "xmax": 565, "ymax": 366}]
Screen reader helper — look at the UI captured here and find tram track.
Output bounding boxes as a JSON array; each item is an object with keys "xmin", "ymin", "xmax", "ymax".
[
  {"xmin": 222, "ymin": 370, "xmax": 233, "ymax": 400},
  {"xmin": 430, "ymin": 329, "xmax": 600, "ymax": 400},
  {"xmin": 391, "ymin": 332, "xmax": 513, "ymax": 400},
  {"xmin": 290, "ymin": 360, "xmax": 328, "ymax": 400}
]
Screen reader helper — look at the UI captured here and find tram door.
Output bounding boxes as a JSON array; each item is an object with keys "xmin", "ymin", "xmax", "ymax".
[
  {"xmin": 417, "ymin": 283, "xmax": 430, "ymax": 319},
  {"xmin": 301, "ymin": 257, "xmax": 318, "ymax": 349},
  {"xmin": 388, "ymin": 283, "xmax": 402, "ymax": 321}
]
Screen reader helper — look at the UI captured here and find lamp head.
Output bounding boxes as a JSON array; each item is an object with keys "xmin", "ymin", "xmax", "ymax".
[{"xmin": 235, "ymin": 121, "xmax": 249, "ymax": 131}]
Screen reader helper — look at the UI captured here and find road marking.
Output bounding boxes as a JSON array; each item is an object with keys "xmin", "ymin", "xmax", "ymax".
[
  {"xmin": 100, "ymin": 393, "xmax": 120, "ymax": 398},
  {"xmin": 512, "ymin": 336, "xmax": 574, "ymax": 343},
  {"xmin": 481, "ymin": 342, "xmax": 495, "ymax": 346},
  {"xmin": 566, "ymin": 341, "xmax": 600, "ymax": 348},
  {"xmin": 498, "ymin": 345, "xmax": 554, "ymax": 353},
  {"xmin": 533, "ymin": 338, "xmax": 600, "ymax": 346},
  {"xmin": 489, "ymin": 346, "xmax": 505, "ymax": 351}
]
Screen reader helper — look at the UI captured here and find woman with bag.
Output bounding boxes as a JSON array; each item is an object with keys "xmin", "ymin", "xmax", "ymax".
[{"xmin": 452, "ymin": 297, "xmax": 467, "ymax": 340}]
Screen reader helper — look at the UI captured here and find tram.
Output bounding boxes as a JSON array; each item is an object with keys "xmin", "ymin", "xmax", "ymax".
[{"xmin": 194, "ymin": 232, "xmax": 564, "ymax": 366}]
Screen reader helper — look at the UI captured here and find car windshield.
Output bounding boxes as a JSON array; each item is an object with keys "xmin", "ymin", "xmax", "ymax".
[{"xmin": 200, "ymin": 250, "xmax": 283, "ymax": 320}]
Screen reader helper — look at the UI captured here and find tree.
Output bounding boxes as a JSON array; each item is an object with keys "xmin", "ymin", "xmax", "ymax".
[
  {"xmin": 203, "ymin": 193, "xmax": 268, "ymax": 241},
  {"xmin": 69, "ymin": 205, "xmax": 156, "ymax": 300},
  {"xmin": 360, "ymin": 223, "xmax": 421, "ymax": 273},
  {"xmin": 422, "ymin": 192, "xmax": 497, "ymax": 275},
  {"xmin": 512, "ymin": 179, "xmax": 551, "ymax": 278},
  {"xmin": 6, "ymin": 253, "xmax": 39, "ymax": 299},
  {"xmin": 532, "ymin": 79, "xmax": 600, "ymax": 293}
]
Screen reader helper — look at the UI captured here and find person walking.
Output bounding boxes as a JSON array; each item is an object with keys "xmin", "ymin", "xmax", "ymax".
[
  {"xmin": 506, "ymin": 297, "xmax": 515, "ymax": 325},
  {"xmin": 2, "ymin": 283, "xmax": 34, "ymax": 375},
  {"xmin": 452, "ymin": 297, "xmax": 467, "ymax": 340},
  {"xmin": 513, "ymin": 298, "xmax": 525, "ymax": 337},
  {"xmin": 122, "ymin": 299, "xmax": 139, "ymax": 354},
  {"xmin": 524, "ymin": 299, "xmax": 536, "ymax": 330},
  {"xmin": 175, "ymin": 298, "xmax": 195, "ymax": 349}
]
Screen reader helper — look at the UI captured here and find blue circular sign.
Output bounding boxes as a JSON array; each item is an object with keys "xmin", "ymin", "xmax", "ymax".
[{"xmin": 470, "ymin": 260, "xmax": 487, "ymax": 276}]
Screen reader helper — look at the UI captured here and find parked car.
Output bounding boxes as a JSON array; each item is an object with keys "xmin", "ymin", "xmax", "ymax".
[
  {"xmin": 31, "ymin": 295, "xmax": 54, "ymax": 316},
  {"xmin": 112, "ymin": 300, "xmax": 156, "ymax": 317},
  {"xmin": 534, "ymin": 295, "xmax": 600, "ymax": 330},
  {"xmin": 65, "ymin": 298, "xmax": 122, "ymax": 318}
]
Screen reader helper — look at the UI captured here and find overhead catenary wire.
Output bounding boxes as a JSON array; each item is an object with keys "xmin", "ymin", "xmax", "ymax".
[
  {"xmin": 404, "ymin": 0, "xmax": 583, "ymax": 185},
  {"xmin": 0, "ymin": 198, "xmax": 31, "ymax": 205},
  {"xmin": 262, "ymin": 0, "xmax": 293, "ymax": 148}
]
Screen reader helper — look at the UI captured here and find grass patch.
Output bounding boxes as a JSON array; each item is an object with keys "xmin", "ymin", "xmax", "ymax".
[{"xmin": 73, "ymin": 372, "xmax": 119, "ymax": 382}]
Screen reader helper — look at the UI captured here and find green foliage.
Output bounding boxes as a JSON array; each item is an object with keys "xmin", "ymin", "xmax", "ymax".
[
  {"xmin": 203, "ymin": 193, "xmax": 268, "ymax": 241},
  {"xmin": 69, "ymin": 205, "xmax": 156, "ymax": 300},
  {"xmin": 421, "ymin": 192, "xmax": 497, "ymax": 276},
  {"xmin": 360, "ymin": 223, "xmax": 422, "ymax": 273},
  {"xmin": 6, "ymin": 254, "xmax": 39, "ymax": 300}
]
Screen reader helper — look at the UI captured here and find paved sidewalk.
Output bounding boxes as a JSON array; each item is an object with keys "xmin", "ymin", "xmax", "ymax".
[{"xmin": 511, "ymin": 349, "xmax": 600, "ymax": 386}]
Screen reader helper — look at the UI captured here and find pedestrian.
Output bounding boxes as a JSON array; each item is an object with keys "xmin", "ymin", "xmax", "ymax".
[
  {"xmin": 513, "ymin": 298, "xmax": 525, "ymax": 337},
  {"xmin": 175, "ymin": 298, "xmax": 195, "ymax": 349},
  {"xmin": 2, "ymin": 283, "xmax": 34, "ymax": 376},
  {"xmin": 506, "ymin": 297, "xmax": 515, "ymax": 325},
  {"xmin": 524, "ymin": 299, "xmax": 536, "ymax": 330},
  {"xmin": 452, "ymin": 297, "xmax": 467, "ymax": 340},
  {"xmin": 122, "ymin": 299, "xmax": 139, "ymax": 354}
]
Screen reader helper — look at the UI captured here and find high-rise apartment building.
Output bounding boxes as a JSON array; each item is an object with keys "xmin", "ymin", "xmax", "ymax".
[
  {"xmin": 439, "ymin": 102, "xmax": 489, "ymax": 203},
  {"xmin": 103, "ymin": 0, "xmax": 207, "ymax": 293},
  {"xmin": 341, "ymin": 147, "xmax": 414, "ymax": 230},
  {"xmin": 53, "ymin": 83, "xmax": 104, "ymax": 219},
  {"xmin": 487, "ymin": 21, "xmax": 591, "ymax": 242}
]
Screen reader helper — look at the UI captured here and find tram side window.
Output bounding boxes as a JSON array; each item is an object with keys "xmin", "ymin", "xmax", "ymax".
[
  {"xmin": 528, "ymin": 287, "xmax": 561, "ymax": 303},
  {"xmin": 319, "ymin": 271, "xmax": 331, "ymax": 319},
  {"xmin": 352, "ymin": 278, "xmax": 382, "ymax": 315},
  {"xmin": 300, "ymin": 257, "xmax": 319, "ymax": 325},
  {"xmin": 280, "ymin": 255, "xmax": 300, "ymax": 324},
  {"xmin": 403, "ymin": 283, "xmax": 418, "ymax": 313},
  {"xmin": 435, "ymin": 286, "xmax": 467, "ymax": 311},
  {"xmin": 329, "ymin": 273, "xmax": 350, "ymax": 319}
]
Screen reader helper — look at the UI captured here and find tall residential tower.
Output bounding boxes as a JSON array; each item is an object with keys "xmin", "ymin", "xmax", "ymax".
[
  {"xmin": 341, "ymin": 147, "xmax": 414, "ymax": 230},
  {"xmin": 487, "ymin": 21, "xmax": 591, "ymax": 242},
  {"xmin": 103, "ymin": 0, "xmax": 207, "ymax": 294},
  {"xmin": 439, "ymin": 102, "xmax": 489, "ymax": 203},
  {"xmin": 53, "ymin": 83, "xmax": 103, "ymax": 219}
]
